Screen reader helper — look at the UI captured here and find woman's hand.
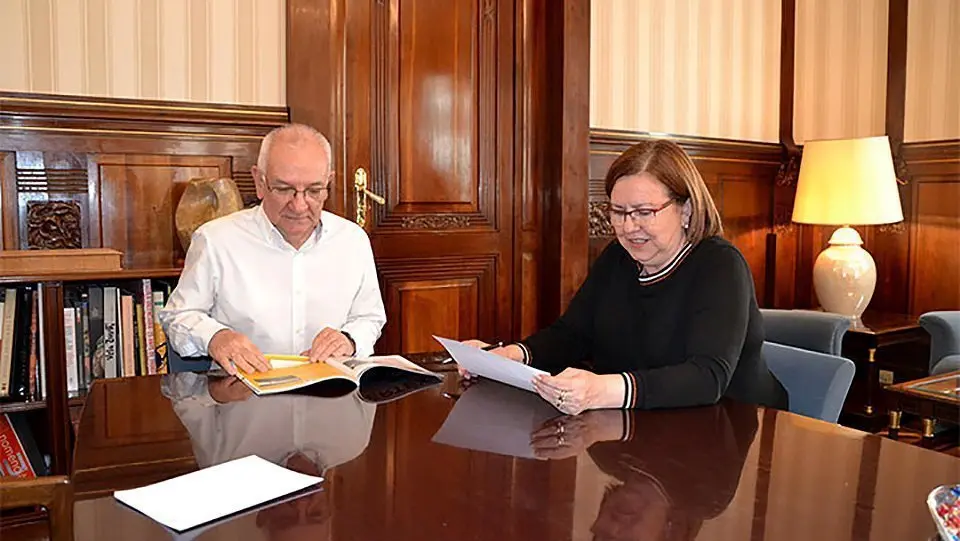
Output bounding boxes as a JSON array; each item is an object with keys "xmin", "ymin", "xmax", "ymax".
[
  {"xmin": 533, "ymin": 368, "xmax": 626, "ymax": 415},
  {"xmin": 456, "ymin": 340, "xmax": 524, "ymax": 380}
]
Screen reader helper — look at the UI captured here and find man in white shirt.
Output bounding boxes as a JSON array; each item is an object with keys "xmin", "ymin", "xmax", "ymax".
[{"xmin": 159, "ymin": 123, "xmax": 387, "ymax": 375}]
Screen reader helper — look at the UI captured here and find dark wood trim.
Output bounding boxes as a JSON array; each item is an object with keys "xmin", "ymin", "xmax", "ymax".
[
  {"xmin": 590, "ymin": 129, "xmax": 783, "ymax": 163},
  {"xmin": 0, "ymin": 91, "xmax": 288, "ymax": 139},
  {"xmin": 779, "ymin": 0, "xmax": 798, "ymax": 151},
  {"xmin": 0, "ymin": 267, "xmax": 182, "ymax": 286},
  {"xmin": 850, "ymin": 435, "xmax": 882, "ymax": 541},
  {"xmin": 885, "ymin": 0, "xmax": 909, "ymax": 148},
  {"xmin": 40, "ymin": 282, "xmax": 70, "ymax": 476},
  {"xmin": 537, "ymin": 0, "xmax": 591, "ymax": 323},
  {"xmin": 901, "ymin": 139, "xmax": 960, "ymax": 163},
  {"xmin": 749, "ymin": 408, "xmax": 778, "ymax": 541}
]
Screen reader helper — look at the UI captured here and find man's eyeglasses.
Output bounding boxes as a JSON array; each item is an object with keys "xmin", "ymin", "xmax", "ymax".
[
  {"xmin": 607, "ymin": 199, "xmax": 676, "ymax": 226},
  {"xmin": 267, "ymin": 183, "xmax": 330, "ymax": 203}
]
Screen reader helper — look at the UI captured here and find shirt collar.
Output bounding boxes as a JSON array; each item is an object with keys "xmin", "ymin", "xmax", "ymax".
[
  {"xmin": 253, "ymin": 204, "xmax": 325, "ymax": 252},
  {"xmin": 636, "ymin": 241, "xmax": 693, "ymax": 285}
]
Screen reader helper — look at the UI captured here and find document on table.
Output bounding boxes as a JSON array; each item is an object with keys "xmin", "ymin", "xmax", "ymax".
[
  {"xmin": 113, "ymin": 455, "xmax": 323, "ymax": 532},
  {"xmin": 433, "ymin": 380, "xmax": 560, "ymax": 459},
  {"xmin": 433, "ymin": 336, "xmax": 548, "ymax": 393}
]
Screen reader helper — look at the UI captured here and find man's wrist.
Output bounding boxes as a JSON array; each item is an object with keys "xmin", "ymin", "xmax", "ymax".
[{"xmin": 342, "ymin": 331, "xmax": 357, "ymax": 355}]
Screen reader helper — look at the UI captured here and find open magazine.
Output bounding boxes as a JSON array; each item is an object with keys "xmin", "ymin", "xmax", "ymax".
[{"xmin": 236, "ymin": 354, "xmax": 442, "ymax": 404}]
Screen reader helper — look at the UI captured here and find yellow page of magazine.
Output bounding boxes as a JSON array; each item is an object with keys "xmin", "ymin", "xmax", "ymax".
[{"xmin": 236, "ymin": 354, "xmax": 357, "ymax": 396}]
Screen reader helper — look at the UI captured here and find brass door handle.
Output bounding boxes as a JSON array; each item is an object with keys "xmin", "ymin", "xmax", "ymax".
[{"xmin": 354, "ymin": 167, "xmax": 385, "ymax": 227}]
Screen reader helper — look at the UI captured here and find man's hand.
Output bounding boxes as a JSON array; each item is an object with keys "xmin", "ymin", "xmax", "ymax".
[
  {"xmin": 302, "ymin": 327, "xmax": 355, "ymax": 363},
  {"xmin": 207, "ymin": 329, "xmax": 270, "ymax": 375},
  {"xmin": 208, "ymin": 376, "xmax": 254, "ymax": 403}
]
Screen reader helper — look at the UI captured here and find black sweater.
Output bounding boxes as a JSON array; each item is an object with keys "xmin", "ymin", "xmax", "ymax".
[{"xmin": 522, "ymin": 236, "xmax": 788, "ymax": 410}]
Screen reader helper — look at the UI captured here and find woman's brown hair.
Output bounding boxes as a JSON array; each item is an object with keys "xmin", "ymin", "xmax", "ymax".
[{"xmin": 604, "ymin": 139, "xmax": 723, "ymax": 244}]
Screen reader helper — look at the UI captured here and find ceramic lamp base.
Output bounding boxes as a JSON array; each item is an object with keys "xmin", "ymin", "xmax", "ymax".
[{"xmin": 813, "ymin": 226, "xmax": 876, "ymax": 319}]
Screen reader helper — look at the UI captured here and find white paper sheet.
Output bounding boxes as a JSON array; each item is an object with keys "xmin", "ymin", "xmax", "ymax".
[
  {"xmin": 432, "ymin": 381, "xmax": 560, "ymax": 459},
  {"xmin": 113, "ymin": 455, "xmax": 323, "ymax": 532},
  {"xmin": 433, "ymin": 336, "xmax": 548, "ymax": 392}
]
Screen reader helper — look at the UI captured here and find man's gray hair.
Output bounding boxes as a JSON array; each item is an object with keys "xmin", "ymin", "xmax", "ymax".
[{"xmin": 256, "ymin": 123, "xmax": 334, "ymax": 174}]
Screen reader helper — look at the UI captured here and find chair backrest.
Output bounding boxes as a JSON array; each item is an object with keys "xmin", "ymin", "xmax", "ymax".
[
  {"xmin": 0, "ymin": 475, "xmax": 74, "ymax": 541},
  {"xmin": 760, "ymin": 309, "xmax": 851, "ymax": 356},
  {"xmin": 763, "ymin": 341, "xmax": 855, "ymax": 423},
  {"xmin": 918, "ymin": 311, "xmax": 960, "ymax": 374}
]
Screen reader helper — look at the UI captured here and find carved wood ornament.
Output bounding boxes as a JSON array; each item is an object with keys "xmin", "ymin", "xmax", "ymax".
[{"xmin": 27, "ymin": 201, "xmax": 82, "ymax": 249}]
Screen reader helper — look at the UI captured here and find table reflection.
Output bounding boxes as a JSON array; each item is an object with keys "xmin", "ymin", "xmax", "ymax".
[
  {"xmin": 436, "ymin": 382, "xmax": 757, "ymax": 541},
  {"xmin": 160, "ymin": 373, "xmax": 377, "ymax": 540}
]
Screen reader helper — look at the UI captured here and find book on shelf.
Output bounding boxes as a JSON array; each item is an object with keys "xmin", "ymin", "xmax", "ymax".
[
  {"xmin": 0, "ymin": 412, "xmax": 48, "ymax": 479},
  {"xmin": 62, "ymin": 279, "xmax": 174, "ymax": 390},
  {"xmin": 0, "ymin": 286, "xmax": 41, "ymax": 401},
  {"xmin": 227, "ymin": 354, "xmax": 442, "ymax": 403}
]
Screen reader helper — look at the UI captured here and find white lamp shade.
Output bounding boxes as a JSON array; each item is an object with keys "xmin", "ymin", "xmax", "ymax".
[{"xmin": 792, "ymin": 136, "xmax": 904, "ymax": 225}]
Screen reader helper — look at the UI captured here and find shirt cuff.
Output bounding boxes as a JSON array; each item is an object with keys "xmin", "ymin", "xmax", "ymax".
[
  {"xmin": 516, "ymin": 342, "xmax": 532, "ymax": 365},
  {"xmin": 620, "ymin": 372, "xmax": 640, "ymax": 409},
  {"xmin": 195, "ymin": 319, "xmax": 231, "ymax": 355},
  {"xmin": 340, "ymin": 323, "xmax": 376, "ymax": 358}
]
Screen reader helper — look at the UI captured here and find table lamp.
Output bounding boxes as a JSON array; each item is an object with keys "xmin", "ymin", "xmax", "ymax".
[{"xmin": 791, "ymin": 135, "xmax": 904, "ymax": 320}]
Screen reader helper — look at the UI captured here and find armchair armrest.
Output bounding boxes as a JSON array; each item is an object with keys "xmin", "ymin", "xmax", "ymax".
[{"xmin": 919, "ymin": 311, "xmax": 960, "ymax": 373}]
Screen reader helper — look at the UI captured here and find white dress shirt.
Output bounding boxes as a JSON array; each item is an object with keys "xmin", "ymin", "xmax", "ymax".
[{"xmin": 159, "ymin": 205, "xmax": 386, "ymax": 358}]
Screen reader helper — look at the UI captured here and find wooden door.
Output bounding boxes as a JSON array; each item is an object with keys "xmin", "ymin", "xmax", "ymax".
[{"xmin": 289, "ymin": 0, "xmax": 516, "ymax": 354}]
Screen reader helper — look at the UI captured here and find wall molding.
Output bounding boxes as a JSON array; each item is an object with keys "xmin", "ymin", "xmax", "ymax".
[
  {"xmin": 590, "ymin": 129, "xmax": 783, "ymax": 164},
  {"xmin": 0, "ymin": 92, "xmax": 288, "ymax": 140}
]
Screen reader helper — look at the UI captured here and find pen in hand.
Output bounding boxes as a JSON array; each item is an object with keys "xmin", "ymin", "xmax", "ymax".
[{"xmin": 441, "ymin": 341, "xmax": 504, "ymax": 364}]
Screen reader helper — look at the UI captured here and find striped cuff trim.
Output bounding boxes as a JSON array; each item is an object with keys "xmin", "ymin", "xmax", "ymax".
[
  {"xmin": 620, "ymin": 410, "xmax": 635, "ymax": 441},
  {"xmin": 620, "ymin": 372, "xmax": 638, "ymax": 409},
  {"xmin": 515, "ymin": 342, "xmax": 532, "ymax": 365}
]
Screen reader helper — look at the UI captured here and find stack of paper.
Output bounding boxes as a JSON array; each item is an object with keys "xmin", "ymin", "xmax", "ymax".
[{"xmin": 113, "ymin": 455, "xmax": 323, "ymax": 532}]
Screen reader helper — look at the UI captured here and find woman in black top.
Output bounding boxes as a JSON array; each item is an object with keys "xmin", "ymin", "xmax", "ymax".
[{"xmin": 464, "ymin": 139, "xmax": 788, "ymax": 414}]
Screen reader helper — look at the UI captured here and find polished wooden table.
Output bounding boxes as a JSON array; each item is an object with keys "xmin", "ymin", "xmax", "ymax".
[{"xmin": 54, "ymin": 370, "xmax": 960, "ymax": 540}]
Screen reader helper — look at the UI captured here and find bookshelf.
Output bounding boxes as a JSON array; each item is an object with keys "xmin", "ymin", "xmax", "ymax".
[{"xmin": 0, "ymin": 267, "xmax": 182, "ymax": 478}]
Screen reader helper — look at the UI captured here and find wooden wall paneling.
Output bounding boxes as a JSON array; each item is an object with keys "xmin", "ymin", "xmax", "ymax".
[
  {"xmin": 286, "ymin": 0, "xmax": 345, "ymax": 214},
  {"xmin": 377, "ymin": 255, "xmax": 497, "ymax": 355},
  {"xmin": 904, "ymin": 141, "xmax": 960, "ymax": 315},
  {"xmin": 1, "ymin": 152, "xmax": 16, "ymax": 249},
  {"xmin": 0, "ymin": 91, "xmax": 287, "ymax": 263},
  {"xmin": 14, "ymin": 151, "xmax": 91, "ymax": 250},
  {"xmin": 94, "ymin": 154, "xmax": 231, "ymax": 268},
  {"xmin": 370, "ymin": 0, "xmax": 497, "ymax": 231},
  {"xmin": 514, "ymin": 0, "xmax": 543, "ymax": 338},
  {"xmin": 538, "ymin": 0, "xmax": 590, "ymax": 324}
]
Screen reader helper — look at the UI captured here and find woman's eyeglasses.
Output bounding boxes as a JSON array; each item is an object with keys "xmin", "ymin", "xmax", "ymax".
[{"xmin": 607, "ymin": 199, "xmax": 676, "ymax": 226}]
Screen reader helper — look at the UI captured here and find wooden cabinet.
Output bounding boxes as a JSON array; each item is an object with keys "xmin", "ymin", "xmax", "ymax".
[{"xmin": 838, "ymin": 312, "xmax": 931, "ymax": 433}]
